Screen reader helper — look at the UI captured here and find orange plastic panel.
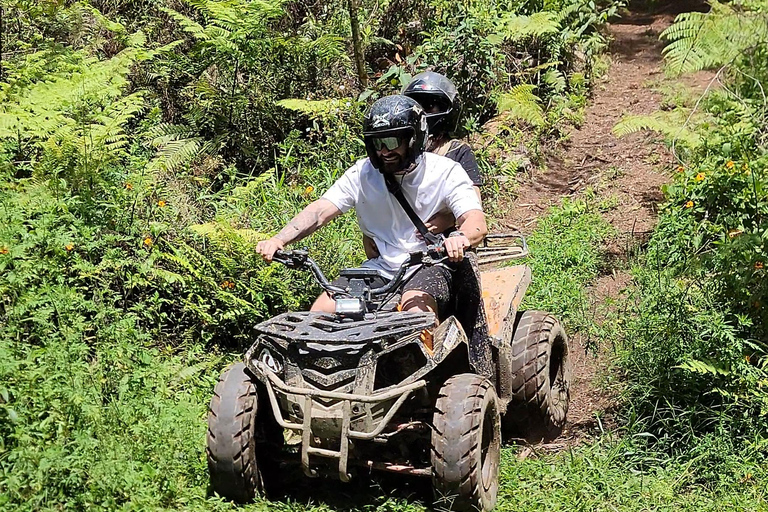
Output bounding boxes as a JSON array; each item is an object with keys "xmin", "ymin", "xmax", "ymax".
[{"xmin": 480, "ymin": 265, "xmax": 531, "ymax": 338}]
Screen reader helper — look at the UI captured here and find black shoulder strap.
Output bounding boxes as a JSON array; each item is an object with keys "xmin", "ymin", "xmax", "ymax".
[{"xmin": 383, "ymin": 174, "xmax": 442, "ymax": 246}]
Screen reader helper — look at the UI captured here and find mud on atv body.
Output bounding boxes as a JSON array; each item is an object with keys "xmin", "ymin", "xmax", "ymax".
[{"xmin": 207, "ymin": 236, "xmax": 570, "ymax": 511}]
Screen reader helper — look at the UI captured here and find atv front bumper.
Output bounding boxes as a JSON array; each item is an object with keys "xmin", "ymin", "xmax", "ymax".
[{"xmin": 253, "ymin": 361, "xmax": 427, "ymax": 482}]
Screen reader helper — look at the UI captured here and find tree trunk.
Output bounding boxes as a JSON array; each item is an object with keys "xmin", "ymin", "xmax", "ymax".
[{"xmin": 347, "ymin": 0, "xmax": 368, "ymax": 89}]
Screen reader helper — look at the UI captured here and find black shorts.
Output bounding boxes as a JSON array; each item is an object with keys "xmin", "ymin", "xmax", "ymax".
[{"xmin": 330, "ymin": 265, "xmax": 455, "ymax": 316}]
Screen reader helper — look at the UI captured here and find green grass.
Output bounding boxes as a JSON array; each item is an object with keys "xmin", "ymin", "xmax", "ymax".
[
  {"xmin": 522, "ymin": 197, "xmax": 615, "ymax": 331},
  {"xmin": 4, "ymin": 191, "xmax": 766, "ymax": 512}
]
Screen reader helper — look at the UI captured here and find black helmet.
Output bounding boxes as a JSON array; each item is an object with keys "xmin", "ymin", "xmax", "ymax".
[
  {"xmin": 363, "ymin": 95, "xmax": 429, "ymax": 172},
  {"xmin": 402, "ymin": 71, "xmax": 462, "ymax": 135}
]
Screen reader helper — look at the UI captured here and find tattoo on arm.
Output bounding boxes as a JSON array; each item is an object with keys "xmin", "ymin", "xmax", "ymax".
[
  {"xmin": 275, "ymin": 209, "xmax": 321, "ymax": 245},
  {"xmin": 274, "ymin": 200, "xmax": 340, "ymax": 246}
]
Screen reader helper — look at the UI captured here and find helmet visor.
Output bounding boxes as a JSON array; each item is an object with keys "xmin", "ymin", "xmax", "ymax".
[
  {"xmin": 370, "ymin": 136, "xmax": 405, "ymax": 151},
  {"xmin": 409, "ymin": 93, "xmax": 451, "ymax": 114}
]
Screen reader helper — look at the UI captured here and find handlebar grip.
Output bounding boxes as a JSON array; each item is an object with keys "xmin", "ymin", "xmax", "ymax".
[{"xmin": 271, "ymin": 249, "xmax": 292, "ymax": 266}]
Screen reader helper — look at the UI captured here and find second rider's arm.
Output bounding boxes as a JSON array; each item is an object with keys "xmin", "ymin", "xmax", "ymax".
[{"xmin": 256, "ymin": 199, "xmax": 342, "ymax": 262}]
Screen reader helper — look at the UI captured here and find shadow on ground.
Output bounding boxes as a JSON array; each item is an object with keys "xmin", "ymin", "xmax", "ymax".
[
  {"xmin": 627, "ymin": 0, "xmax": 709, "ymax": 16},
  {"xmin": 268, "ymin": 468, "xmax": 432, "ymax": 510}
]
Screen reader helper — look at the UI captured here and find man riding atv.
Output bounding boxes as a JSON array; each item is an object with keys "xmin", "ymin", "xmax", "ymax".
[
  {"xmin": 362, "ymin": 71, "xmax": 484, "ymax": 261},
  {"xmin": 211, "ymin": 93, "xmax": 570, "ymax": 512},
  {"xmin": 256, "ymin": 94, "xmax": 488, "ymax": 318}
]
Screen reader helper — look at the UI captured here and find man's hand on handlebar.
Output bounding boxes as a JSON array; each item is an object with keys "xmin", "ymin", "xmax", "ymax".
[
  {"xmin": 444, "ymin": 233, "xmax": 470, "ymax": 262},
  {"xmin": 256, "ymin": 237, "xmax": 285, "ymax": 262}
]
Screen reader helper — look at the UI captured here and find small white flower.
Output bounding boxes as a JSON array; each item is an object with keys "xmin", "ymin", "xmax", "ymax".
[
  {"xmin": 339, "ymin": 85, "xmax": 345, "ymax": 91},
  {"xmin": 345, "ymin": 102, "xmax": 351, "ymax": 107},
  {"xmin": 306, "ymin": 127, "xmax": 311, "ymax": 132}
]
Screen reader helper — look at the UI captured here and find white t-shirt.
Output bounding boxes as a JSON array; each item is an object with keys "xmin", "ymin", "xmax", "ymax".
[{"xmin": 322, "ymin": 152, "xmax": 482, "ymax": 278}]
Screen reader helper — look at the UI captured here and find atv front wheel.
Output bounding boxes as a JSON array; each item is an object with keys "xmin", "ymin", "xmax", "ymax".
[
  {"xmin": 504, "ymin": 310, "xmax": 571, "ymax": 441},
  {"xmin": 206, "ymin": 362, "xmax": 282, "ymax": 502},
  {"xmin": 431, "ymin": 373, "xmax": 501, "ymax": 512}
]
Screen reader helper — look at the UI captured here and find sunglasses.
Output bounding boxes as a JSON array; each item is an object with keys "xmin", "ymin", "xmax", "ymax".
[{"xmin": 371, "ymin": 136, "xmax": 405, "ymax": 151}]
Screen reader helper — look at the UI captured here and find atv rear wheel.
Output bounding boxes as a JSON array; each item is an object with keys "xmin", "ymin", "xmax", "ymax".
[
  {"xmin": 431, "ymin": 374, "xmax": 500, "ymax": 512},
  {"xmin": 206, "ymin": 362, "xmax": 282, "ymax": 502},
  {"xmin": 503, "ymin": 311, "xmax": 570, "ymax": 441}
]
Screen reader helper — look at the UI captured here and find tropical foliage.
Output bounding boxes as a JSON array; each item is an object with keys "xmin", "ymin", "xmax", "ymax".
[
  {"xmin": 614, "ymin": 0, "xmax": 768, "ymax": 460},
  {"xmin": 0, "ymin": 0, "xmax": 623, "ymax": 509}
]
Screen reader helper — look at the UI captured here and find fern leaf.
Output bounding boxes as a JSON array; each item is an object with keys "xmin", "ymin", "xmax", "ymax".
[
  {"xmin": 661, "ymin": 2, "xmax": 768, "ymax": 75},
  {"xmin": 496, "ymin": 85, "xmax": 545, "ymax": 127},
  {"xmin": 613, "ymin": 112, "xmax": 703, "ymax": 148},
  {"xmin": 276, "ymin": 98, "xmax": 350, "ymax": 118},
  {"xmin": 675, "ymin": 359, "xmax": 731, "ymax": 376},
  {"xmin": 498, "ymin": 11, "xmax": 560, "ymax": 41}
]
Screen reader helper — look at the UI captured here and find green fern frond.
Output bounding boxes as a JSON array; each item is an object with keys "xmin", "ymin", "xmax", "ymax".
[
  {"xmin": 498, "ymin": 11, "xmax": 560, "ymax": 41},
  {"xmin": 190, "ymin": 221, "xmax": 269, "ymax": 246},
  {"xmin": 81, "ymin": 4, "xmax": 127, "ymax": 36},
  {"xmin": 543, "ymin": 68, "xmax": 567, "ymax": 93},
  {"xmin": 161, "ymin": 8, "xmax": 210, "ymax": 41},
  {"xmin": 613, "ymin": 112, "xmax": 703, "ymax": 148},
  {"xmin": 276, "ymin": 98, "xmax": 352, "ymax": 119},
  {"xmin": 496, "ymin": 85, "xmax": 545, "ymax": 127},
  {"xmin": 661, "ymin": 1, "xmax": 768, "ymax": 75},
  {"xmin": 675, "ymin": 359, "xmax": 731, "ymax": 376},
  {"xmin": 148, "ymin": 137, "xmax": 204, "ymax": 173}
]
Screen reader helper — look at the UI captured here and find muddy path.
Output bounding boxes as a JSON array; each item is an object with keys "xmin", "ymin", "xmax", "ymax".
[{"xmin": 499, "ymin": 0, "xmax": 714, "ymax": 450}]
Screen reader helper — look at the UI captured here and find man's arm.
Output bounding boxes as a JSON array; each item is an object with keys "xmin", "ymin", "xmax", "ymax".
[
  {"xmin": 442, "ymin": 209, "xmax": 487, "ymax": 262},
  {"xmin": 257, "ymin": 199, "xmax": 342, "ymax": 262},
  {"xmin": 456, "ymin": 209, "xmax": 487, "ymax": 246}
]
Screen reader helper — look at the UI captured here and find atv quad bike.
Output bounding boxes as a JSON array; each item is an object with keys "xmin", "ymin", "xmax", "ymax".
[{"xmin": 206, "ymin": 234, "xmax": 570, "ymax": 511}]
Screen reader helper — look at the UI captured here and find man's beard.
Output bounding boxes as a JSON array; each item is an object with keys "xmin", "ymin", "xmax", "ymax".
[{"xmin": 379, "ymin": 154, "xmax": 406, "ymax": 174}]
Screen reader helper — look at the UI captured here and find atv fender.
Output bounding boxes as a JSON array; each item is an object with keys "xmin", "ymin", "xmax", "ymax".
[{"xmin": 480, "ymin": 265, "xmax": 532, "ymax": 408}]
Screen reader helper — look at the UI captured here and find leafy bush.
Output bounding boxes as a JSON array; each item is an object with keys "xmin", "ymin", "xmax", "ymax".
[
  {"xmin": 0, "ymin": 0, "xmax": 622, "ymax": 509},
  {"xmin": 616, "ymin": 0, "xmax": 768, "ymax": 456}
]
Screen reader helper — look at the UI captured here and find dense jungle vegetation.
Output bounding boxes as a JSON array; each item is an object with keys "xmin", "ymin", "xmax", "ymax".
[{"xmin": 1, "ymin": 0, "xmax": 767, "ymax": 510}]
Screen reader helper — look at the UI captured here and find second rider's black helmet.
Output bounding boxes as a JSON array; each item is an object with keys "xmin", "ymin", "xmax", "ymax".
[
  {"xmin": 363, "ymin": 95, "xmax": 429, "ymax": 172},
  {"xmin": 402, "ymin": 71, "xmax": 462, "ymax": 135}
]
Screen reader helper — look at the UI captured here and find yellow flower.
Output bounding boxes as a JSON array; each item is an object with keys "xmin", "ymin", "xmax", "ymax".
[
  {"xmin": 695, "ymin": 173, "xmax": 705, "ymax": 182},
  {"xmin": 676, "ymin": 165, "xmax": 685, "ymax": 173},
  {"xmin": 0, "ymin": 247, "xmax": 8, "ymax": 255},
  {"xmin": 726, "ymin": 160, "xmax": 735, "ymax": 170},
  {"xmin": 65, "ymin": 244, "xmax": 74, "ymax": 252},
  {"xmin": 302, "ymin": 185, "xmax": 314, "ymax": 198},
  {"xmin": 143, "ymin": 237, "xmax": 153, "ymax": 247},
  {"xmin": 745, "ymin": 355, "xmax": 751, "ymax": 363},
  {"xmin": 157, "ymin": 200, "xmax": 166, "ymax": 208},
  {"xmin": 756, "ymin": 261, "xmax": 765, "ymax": 270},
  {"xmin": 684, "ymin": 200, "xmax": 694, "ymax": 208},
  {"xmin": 125, "ymin": 182, "xmax": 134, "ymax": 190},
  {"xmin": 221, "ymin": 280, "xmax": 230, "ymax": 289}
]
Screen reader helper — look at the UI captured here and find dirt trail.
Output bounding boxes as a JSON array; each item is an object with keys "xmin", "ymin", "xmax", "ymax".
[{"xmin": 500, "ymin": 1, "xmax": 714, "ymax": 449}]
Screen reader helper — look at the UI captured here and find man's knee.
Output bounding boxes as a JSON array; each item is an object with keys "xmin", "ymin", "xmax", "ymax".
[
  {"xmin": 401, "ymin": 289, "xmax": 438, "ymax": 314},
  {"xmin": 310, "ymin": 292, "xmax": 336, "ymax": 313}
]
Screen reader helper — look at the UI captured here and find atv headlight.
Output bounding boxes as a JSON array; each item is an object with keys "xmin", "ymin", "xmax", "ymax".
[{"xmin": 259, "ymin": 347, "xmax": 283, "ymax": 374}]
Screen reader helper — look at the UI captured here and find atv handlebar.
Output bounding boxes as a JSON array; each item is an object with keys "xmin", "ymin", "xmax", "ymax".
[
  {"xmin": 272, "ymin": 245, "xmax": 447, "ymax": 300},
  {"xmin": 272, "ymin": 250, "xmax": 347, "ymax": 295}
]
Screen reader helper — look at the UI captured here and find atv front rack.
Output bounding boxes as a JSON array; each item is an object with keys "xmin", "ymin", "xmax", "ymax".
[
  {"xmin": 477, "ymin": 231, "xmax": 529, "ymax": 265},
  {"xmin": 255, "ymin": 361, "xmax": 426, "ymax": 482}
]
